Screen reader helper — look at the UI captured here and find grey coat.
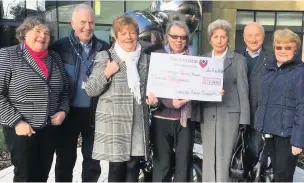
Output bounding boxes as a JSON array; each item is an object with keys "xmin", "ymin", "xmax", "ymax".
[
  {"xmin": 201, "ymin": 49, "xmax": 250, "ymax": 181},
  {"xmin": 85, "ymin": 47, "xmax": 150, "ymax": 162}
]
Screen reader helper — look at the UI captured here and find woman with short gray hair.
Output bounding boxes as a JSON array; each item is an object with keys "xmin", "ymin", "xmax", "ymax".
[
  {"xmin": 201, "ymin": 19, "xmax": 250, "ymax": 181},
  {"xmin": 0, "ymin": 16, "xmax": 69, "ymax": 182}
]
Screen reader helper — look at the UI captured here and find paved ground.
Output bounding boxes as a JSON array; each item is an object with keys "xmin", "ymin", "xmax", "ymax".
[{"xmin": 0, "ymin": 148, "xmax": 303, "ymax": 182}]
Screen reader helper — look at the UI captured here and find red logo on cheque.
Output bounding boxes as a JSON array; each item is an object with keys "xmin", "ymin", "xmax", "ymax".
[{"xmin": 199, "ymin": 59, "xmax": 208, "ymax": 68}]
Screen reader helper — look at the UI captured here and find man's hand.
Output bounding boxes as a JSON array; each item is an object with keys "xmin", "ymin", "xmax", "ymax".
[
  {"xmin": 51, "ymin": 111, "xmax": 66, "ymax": 126},
  {"xmin": 172, "ymin": 99, "xmax": 190, "ymax": 109},
  {"xmin": 104, "ymin": 60, "xmax": 119, "ymax": 79},
  {"xmin": 292, "ymin": 146, "xmax": 302, "ymax": 155},
  {"xmin": 15, "ymin": 120, "xmax": 36, "ymax": 136}
]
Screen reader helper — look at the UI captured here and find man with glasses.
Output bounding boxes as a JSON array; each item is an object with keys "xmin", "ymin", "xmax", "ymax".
[{"xmin": 51, "ymin": 3, "xmax": 110, "ymax": 182}]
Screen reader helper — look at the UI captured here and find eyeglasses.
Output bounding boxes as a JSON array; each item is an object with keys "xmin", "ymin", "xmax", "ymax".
[
  {"xmin": 168, "ymin": 34, "xmax": 187, "ymax": 40},
  {"xmin": 275, "ymin": 46, "xmax": 294, "ymax": 51}
]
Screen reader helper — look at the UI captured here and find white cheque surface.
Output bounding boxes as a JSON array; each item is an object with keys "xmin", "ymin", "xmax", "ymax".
[{"xmin": 146, "ymin": 52, "xmax": 224, "ymax": 102}]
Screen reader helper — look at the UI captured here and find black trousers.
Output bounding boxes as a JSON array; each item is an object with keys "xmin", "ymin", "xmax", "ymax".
[
  {"xmin": 151, "ymin": 117, "xmax": 194, "ymax": 182},
  {"xmin": 266, "ymin": 135, "xmax": 298, "ymax": 182},
  {"xmin": 55, "ymin": 107, "xmax": 101, "ymax": 182},
  {"xmin": 108, "ymin": 156, "xmax": 142, "ymax": 182},
  {"xmin": 3, "ymin": 125, "xmax": 57, "ymax": 182}
]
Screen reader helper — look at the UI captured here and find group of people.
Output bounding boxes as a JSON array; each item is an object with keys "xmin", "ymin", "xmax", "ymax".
[{"xmin": 0, "ymin": 2, "xmax": 303, "ymax": 182}]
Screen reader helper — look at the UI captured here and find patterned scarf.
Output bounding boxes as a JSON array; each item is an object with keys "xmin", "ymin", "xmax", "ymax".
[{"xmin": 164, "ymin": 44, "xmax": 192, "ymax": 127}]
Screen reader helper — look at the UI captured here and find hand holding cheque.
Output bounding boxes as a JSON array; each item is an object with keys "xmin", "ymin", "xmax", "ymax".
[{"xmin": 146, "ymin": 53, "xmax": 224, "ymax": 102}]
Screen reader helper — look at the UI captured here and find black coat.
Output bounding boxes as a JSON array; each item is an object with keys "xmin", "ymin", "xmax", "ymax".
[{"xmin": 255, "ymin": 53, "xmax": 304, "ymax": 148}]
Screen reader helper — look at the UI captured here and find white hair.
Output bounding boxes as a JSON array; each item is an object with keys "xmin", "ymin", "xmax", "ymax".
[
  {"xmin": 244, "ymin": 22, "xmax": 265, "ymax": 37},
  {"xmin": 71, "ymin": 3, "xmax": 95, "ymax": 21},
  {"xmin": 207, "ymin": 19, "xmax": 232, "ymax": 42}
]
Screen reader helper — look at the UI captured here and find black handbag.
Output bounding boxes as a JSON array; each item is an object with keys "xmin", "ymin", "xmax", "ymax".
[
  {"xmin": 248, "ymin": 135, "xmax": 274, "ymax": 182},
  {"xmin": 230, "ymin": 126, "xmax": 247, "ymax": 180}
]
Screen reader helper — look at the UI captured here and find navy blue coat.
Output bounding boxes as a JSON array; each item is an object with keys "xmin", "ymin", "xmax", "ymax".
[{"xmin": 255, "ymin": 53, "xmax": 304, "ymax": 148}]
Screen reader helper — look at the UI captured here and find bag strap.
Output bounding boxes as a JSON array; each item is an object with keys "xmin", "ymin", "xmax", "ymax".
[{"xmin": 106, "ymin": 50, "xmax": 113, "ymax": 61}]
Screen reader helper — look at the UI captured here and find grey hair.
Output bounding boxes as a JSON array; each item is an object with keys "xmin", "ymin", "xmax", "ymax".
[
  {"xmin": 243, "ymin": 22, "xmax": 265, "ymax": 37},
  {"xmin": 207, "ymin": 19, "xmax": 232, "ymax": 42},
  {"xmin": 164, "ymin": 21, "xmax": 191, "ymax": 45},
  {"xmin": 71, "ymin": 3, "xmax": 95, "ymax": 21},
  {"xmin": 16, "ymin": 16, "xmax": 52, "ymax": 43}
]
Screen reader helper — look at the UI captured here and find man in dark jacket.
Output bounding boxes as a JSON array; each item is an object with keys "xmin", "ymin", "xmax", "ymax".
[
  {"xmin": 240, "ymin": 22, "xmax": 272, "ymax": 180},
  {"xmin": 51, "ymin": 3, "xmax": 110, "ymax": 182}
]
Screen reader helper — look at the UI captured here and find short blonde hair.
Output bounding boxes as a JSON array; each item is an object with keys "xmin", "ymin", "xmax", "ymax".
[
  {"xmin": 112, "ymin": 15, "xmax": 139, "ymax": 38},
  {"xmin": 273, "ymin": 29, "xmax": 301, "ymax": 52}
]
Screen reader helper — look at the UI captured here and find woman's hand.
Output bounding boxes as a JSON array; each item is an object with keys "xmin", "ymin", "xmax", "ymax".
[
  {"xmin": 146, "ymin": 92, "xmax": 159, "ymax": 105},
  {"xmin": 292, "ymin": 146, "xmax": 302, "ymax": 155},
  {"xmin": 220, "ymin": 89, "xmax": 225, "ymax": 95},
  {"xmin": 104, "ymin": 60, "xmax": 119, "ymax": 79},
  {"xmin": 51, "ymin": 111, "xmax": 66, "ymax": 126},
  {"xmin": 172, "ymin": 99, "xmax": 190, "ymax": 109},
  {"xmin": 15, "ymin": 120, "xmax": 36, "ymax": 136}
]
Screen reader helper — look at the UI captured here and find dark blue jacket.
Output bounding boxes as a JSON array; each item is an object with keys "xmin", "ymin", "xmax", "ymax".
[
  {"xmin": 50, "ymin": 31, "xmax": 110, "ymax": 102},
  {"xmin": 255, "ymin": 53, "xmax": 304, "ymax": 148}
]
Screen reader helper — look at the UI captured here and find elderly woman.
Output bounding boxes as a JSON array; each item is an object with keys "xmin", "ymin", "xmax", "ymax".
[
  {"xmin": 85, "ymin": 15, "xmax": 157, "ymax": 182},
  {"xmin": 201, "ymin": 19, "xmax": 250, "ymax": 181},
  {"xmin": 0, "ymin": 16, "xmax": 69, "ymax": 182},
  {"xmin": 148, "ymin": 21, "xmax": 196, "ymax": 182},
  {"xmin": 255, "ymin": 29, "xmax": 304, "ymax": 182}
]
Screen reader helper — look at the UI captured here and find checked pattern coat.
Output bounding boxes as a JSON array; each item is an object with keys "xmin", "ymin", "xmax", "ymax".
[{"xmin": 85, "ymin": 46, "xmax": 150, "ymax": 162}]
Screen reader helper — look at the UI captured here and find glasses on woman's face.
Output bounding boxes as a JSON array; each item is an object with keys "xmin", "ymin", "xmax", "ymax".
[
  {"xmin": 275, "ymin": 46, "xmax": 294, "ymax": 51},
  {"xmin": 168, "ymin": 34, "xmax": 187, "ymax": 40}
]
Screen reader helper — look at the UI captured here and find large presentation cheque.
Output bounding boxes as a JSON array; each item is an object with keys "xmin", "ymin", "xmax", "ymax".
[{"xmin": 146, "ymin": 52, "xmax": 224, "ymax": 101}]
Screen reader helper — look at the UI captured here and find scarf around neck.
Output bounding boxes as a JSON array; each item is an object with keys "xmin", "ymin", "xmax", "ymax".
[
  {"xmin": 114, "ymin": 42, "xmax": 142, "ymax": 104},
  {"xmin": 24, "ymin": 41, "xmax": 49, "ymax": 78},
  {"xmin": 164, "ymin": 44, "xmax": 192, "ymax": 127}
]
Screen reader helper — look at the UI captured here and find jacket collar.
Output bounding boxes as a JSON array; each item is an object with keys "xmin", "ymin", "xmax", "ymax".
[
  {"xmin": 69, "ymin": 30, "xmax": 103, "ymax": 54},
  {"xmin": 207, "ymin": 48, "xmax": 234, "ymax": 71},
  {"xmin": 249, "ymin": 47, "xmax": 269, "ymax": 78},
  {"xmin": 266, "ymin": 51, "xmax": 302, "ymax": 72},
  {"xmin": 17, "ymin": 43, "xmax": 53, "ymax": 82}
]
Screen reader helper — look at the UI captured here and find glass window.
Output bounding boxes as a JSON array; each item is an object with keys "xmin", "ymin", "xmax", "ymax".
[
  {"xmin": 2, "ymin": 0, "xmax": 26, "ymax": 20},
  {"xmin": 277, "ymin": 12, "xmax": 302, "ymax": 33},
  {"xmin": 58, "ymin": 23, "xmax": 72, "ymax": 39},
  {"xmin": 94, "ymin": 1, "xmax": 124, "ymax": 24},
  {"xmin": 126, "ymin": 1, "xmax": 150, "ymax": 12},
  {"xmin": 277, "ymin": 12, "xmax": 302, "ymax": 26},
  {"xmin": 95, "ymin": 25, "xmax": 111, "ymax": 44},
  {"xmin": 256, "ymin": 12, "xmax": 275, "ymax": 26},
  {"xmin": 58, "ymin": 1, "xmax": 90, "ymax": 23},
  {"xmin": 0, "ymin": 24, "xmax": 19, "ymax": 48},
  {"xmin": 236, "ymin": 11, "xmax": 254, "ymax": 26},
  {"xmin": 26, "ymin": 0, "xmax": 45, "ymax": 17},
  {"xmin": 190, "ymin": 31, "xmax": 199, "ymax": 56}
]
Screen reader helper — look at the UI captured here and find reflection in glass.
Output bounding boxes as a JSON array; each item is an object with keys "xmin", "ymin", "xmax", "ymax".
[
  {"xmin": 26, "ymin": 0, "xmax": 45, "ymax": 17},
  {"xmin": 126, "ymin": 1, "xmax": 150, "ymax": 11},
  {"xmin": 58, "ymin": 1, "xmax": 89, "ymax": 22},
  {"xmin": 59, "ymin": 23, "xmax": 72, "ymax": 39},
  {"xmin": 256, "ymin": 12, "xmax": 275, "ymax": 26},
  {"xmin": 0, "ymin": 25, "xmax": 19, "ymax": 48},
  {"xmin": 93, "ymin": 1, "xmax": 123, "ymax": 24},
  {"xmin": 277, "ymin": 12, "xmax": 302, "ymax": 26},
  {"xmin": 236, "ymin": 11, "xmax": 254, "ymax": 25},
  {"xmin": 2, "ymin": 0, "xmax": 25, "ymax": 20}
]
